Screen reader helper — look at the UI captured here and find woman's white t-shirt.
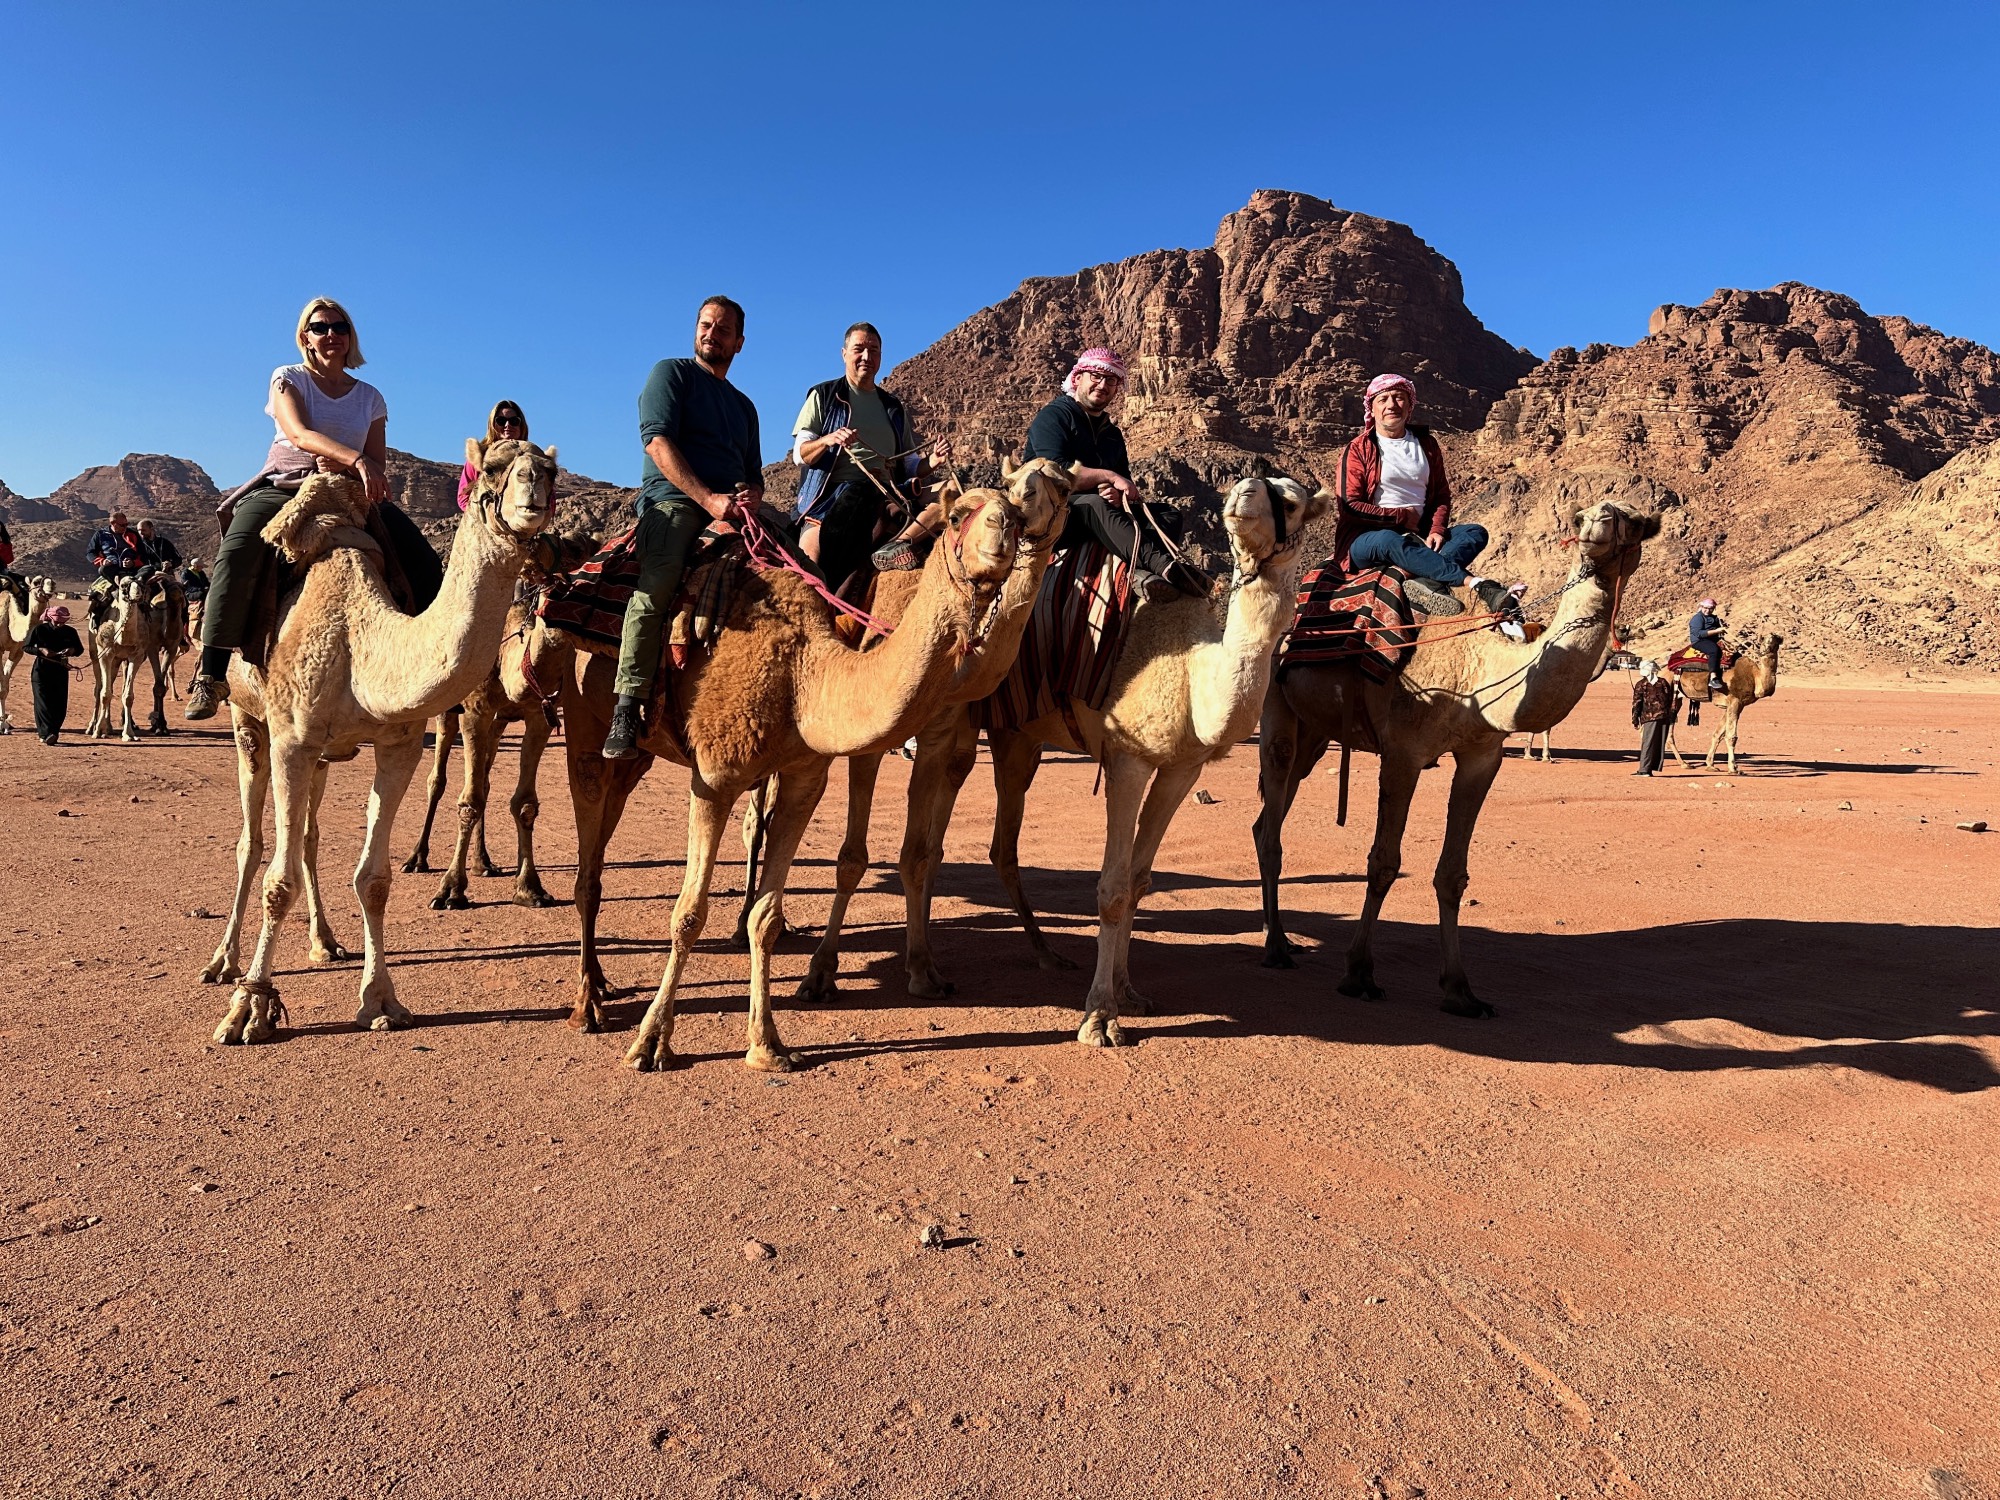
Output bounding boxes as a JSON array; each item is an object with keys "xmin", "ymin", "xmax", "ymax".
[
  {"xmin": 1374, "ymin": 431, "xmax": 1430, "ymax": 512},
  {"xmin": 267, "ymin": 364, "xmax": 387, "ymax": 466}
]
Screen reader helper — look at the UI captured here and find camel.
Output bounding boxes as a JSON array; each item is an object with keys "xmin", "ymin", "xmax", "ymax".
[
  {"xmin": 1516, "ymin": 728, "xmax": 1553, "ymax": 762},
  {"xmin": 1254, "ymin": 499, "xmax": 1661, "ymax": 1017},
  {"xmin": 403, "ymin": 544, "xmax": 594, "ymax": 909},
  {"xmin": 1676, "ymin": 633, "xmax": 1782, "ymax": 774},
  {"xmin": 202, "ymin": 439, "xmax": 557, "ymax": 1045},
  {"xmin": 0, "ymin": 575, "xmax": 56, "ymax": 734},
  {"xmin": 559, "ymin": 483, "xmax": 1035, "ymax": 1072},
  {"xmin": 86, "ymin": 576, "xmax": 179, "ymax": 740},
  {"xmin": 790, "ymin": 458, "xmax": 1075, "ymax": 1002}
]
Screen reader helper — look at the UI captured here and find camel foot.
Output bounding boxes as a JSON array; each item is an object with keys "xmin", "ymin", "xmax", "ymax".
[
  {"xmin": 308, "ymin": 940, "xmax": 353, "ymax": 965},
  {"xmin": 1077, "ymin": 1013, "xmax": 1130, "ymax": 1048},
  {"xmin": 1338, "ymin": 973, "xmax": 1387, "ymax": 1002},
  {"xmin": 200, "ymin": 951, "xmax": 240, "ymax": 985},
  {"xmin": 401, "ymin": 852, "xmax": 432, "ymax": 875},
  {"xmin": 1033, "ymin": 945, "xmax": 1078, "ymax": 973},
  {"xmin": 358, "ymin": 992, "xmax": 414, "ymax": 1032},
  {"xmin": 796, "ymin": 964, "xmax": 840, "ymax": 1005},
  {"xmin": 1440, "ymin": 993, "xmax": 1496, "ymax": 1019},
  {"xmin": 478, "ymin": 859, "xmax": 504, "ymax": 878},
  {"xmin": 907, "ymin": 964, "xmax": 955, "ymax": 1000},
  {"xmin": 430, "ymin": 886, "xmax": 470, "ymax": 911},
  {"xmin": 744, "ymin": 1044, "xmax": 797, "ymax": 1074},
  {"xmin": 1121, "ymin": 983, "xmax": 1154, "ymax": 1017},
  {"xmin": 567, "ymin": 985, "xmax": 607, "ymax": 1033},
  {"xmin": 149, "ymin": 715, "xmax": 168, "ymax": 736},
  {"xmin": 1262, "ymin": 932, "xmax": 1298, "ymax": 969},
  {"xmin": 623, "ymin": 1033, "xmax": 679, "ymax": 1071}
]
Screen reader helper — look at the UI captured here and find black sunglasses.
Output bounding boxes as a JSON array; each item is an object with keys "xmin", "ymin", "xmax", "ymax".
[
  {"xmin": 495, "ymin": 414, "xmax": 525, "ymax": 428},
  {"xmin": 306, "ymin": 319, "xmax": 351, "ymax": 336}
]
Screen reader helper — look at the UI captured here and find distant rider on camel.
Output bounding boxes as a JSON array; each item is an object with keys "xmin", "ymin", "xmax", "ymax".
[{"xmin": 1689, "ymin": 596, "xmax": 1727, "ymax": 691}]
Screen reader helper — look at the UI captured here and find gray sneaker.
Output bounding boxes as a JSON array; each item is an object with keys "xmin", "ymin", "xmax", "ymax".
[
  {"xmin": 184, "ymin": 675, "xmax": 229, "ymax": 721},
  {"xmin": 602, "ymin": 701, "xmax": 644, "ymax": 760},
  {"xmin": 1404, "ymin": 578, "xmax": 1464, "ymax": 617}
]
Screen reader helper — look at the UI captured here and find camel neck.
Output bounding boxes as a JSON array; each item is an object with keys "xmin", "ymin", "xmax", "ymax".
[{"xmin": 1187, "ymin": 551, "xmax": 1304, "ymax": 747}]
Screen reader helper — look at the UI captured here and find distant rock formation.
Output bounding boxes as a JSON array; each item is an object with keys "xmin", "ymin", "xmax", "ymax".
[{"xmin": 44, "ymin": 454, "xmax": 219, "ymax": 521}]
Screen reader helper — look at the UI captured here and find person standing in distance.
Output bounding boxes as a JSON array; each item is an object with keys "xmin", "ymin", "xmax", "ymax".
[{"xmin": 603, "ymin": 296, "xmax": 763, "ymax": 760}]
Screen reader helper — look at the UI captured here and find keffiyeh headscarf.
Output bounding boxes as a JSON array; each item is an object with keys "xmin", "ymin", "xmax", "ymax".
[
  {"xmin": 1363, "ymin": 373, "xmax": 1416, "ymax": 429},
  {"xmin": 1698, "ymin": 597, "xmax": 1716, "ymax": 609},
  {"xmin": 43, "ymin": 604, "xmax": 69, "ymax": 624},
  {"xmin": 1063, "ymin": 347, "xmax": 1128, "ymax": 397}
]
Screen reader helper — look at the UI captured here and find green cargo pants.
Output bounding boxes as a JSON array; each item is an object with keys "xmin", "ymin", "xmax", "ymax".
[{"xmin": 613, "ymin": 498, "xmax": 710, "ymax": 699}]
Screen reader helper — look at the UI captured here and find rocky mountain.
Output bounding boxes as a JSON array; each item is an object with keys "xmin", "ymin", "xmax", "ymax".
[
  {"xmin": 1459, "ymin": 283, "xmax": 2000, "ymax": 672},
  {"xmin": 43, "ymin": 454, "xmax": 220, "ymax": 520}
]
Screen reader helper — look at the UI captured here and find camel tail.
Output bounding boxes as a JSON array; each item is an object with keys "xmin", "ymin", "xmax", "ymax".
[{"xmin": 1336, "ymin": 744, "xmax": 1351, "ymax": 827}]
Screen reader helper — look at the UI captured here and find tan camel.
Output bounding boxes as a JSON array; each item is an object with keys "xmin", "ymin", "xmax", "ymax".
[
  {"xmin": 86, "ymin": 577, "xmax": 179, "ymax": 740},
  {"xmin": 793, "ymin": 458, "xmax": 1074, "ymax": 1002},
  {"xmin": 0, "ymin": 575, "xmax": 56, "ymax": 734},
  {"xmin": 202, "ymin": 440, "xmax": 557, "ymax": 1044},
  {"xmin": 1254, "ymin": 499, "xmax": 1661, "ymax": 1016},
  {"xmin": 943, "ymin": 477, "xmax": 1326, "ymax": 1047},
  {"xmin": 1676, "ymin": 634, "xmax": 1782, "ymax": 774},
  {"xmin": 1516, "ymin": 728, "xmax": 1553, "ymax": 762},
  {"xmin": 559, "ymin": 486, "xmax": 1033, "ymax": 1072},
  {"xmin": 403, "ymin": 542, "xmax": 594, "ymax": 908}
]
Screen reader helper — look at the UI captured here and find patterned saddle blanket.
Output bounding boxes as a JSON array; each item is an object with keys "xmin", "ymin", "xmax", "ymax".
[
  {"xmin": 978, "ymin": 542, "xmax": 1132, "ymax": 733},
  {"xmin": 538, "ymin": 522, "xmax": 744, "ymax": 666},
  {"xmin": 1666, "ymin": 644, "xmax": 1738, "ymax": 674},
  {"xmin": 1276, "ymin": 564, "xmax": 1419, "ymax": 685}
]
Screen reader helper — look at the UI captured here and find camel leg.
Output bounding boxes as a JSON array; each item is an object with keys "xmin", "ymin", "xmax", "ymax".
[
  {"xmin": 435, "ymin": 708, "xmax": 498, "ymax": 909},
  {"xmin": 987, "ymin": 728, "xmax": 1073, "ymax": 971},
  {"xmin": 563, "ymin": 662, "xmax": 648, "ymax": 1032},
  {"xmin": 147, "ymin": 647, "xmax": 169, "ymax": 735},
  {"xmin": 740, "ymin": 765, "xmax": 831, "ymax": 1071},
  {"xmin": 1340, "ymin": 752, "xmax": 1423, "ymax": 1003},
  {"xmin": 1433, "ymin": 738, "xmax": 1504, "ymax": 1018},
  {"xmin": 797, "ymin": 752, "xmax": 882, "ymax": 1004},
  {"xmin": 510, "ymin": 711, "xmax": 557, "ymax": 907},
  {"xmin": 303, "ymin": 758, "xmax": 352, "ymax": 963},
  {"xmin": 1252, "ymin": 691, "xmax": 1328, "ymax": 969},
  {"xmin": 1725, "ymin": 702, "xmax": 1742, "ymax": 775},
  {"xmin": 215, "ymin": 738, "xmax": 317, "ymax": 1045},
  {"xmin": 1118, "ymin": 757, "xmax": 1207, "ymax": 1018},
  {"xmin": 625, "ymin": 777, "xmax": 737, "ymax": 1073},
  {"xmin": 202, "ymin": 712, "xmax": 268, "ymax": 986},
  {"xmin": 402, "ymin": 709, "xmax": 457, "ymax": 874},
  {"xmin": 119, "ymin": 659, "xmax": 140, "ymax": 742},
  {"xmin": 1079, "ymin": 755, "xmax": 1152, "ymax": 1048},
  {"xmin": 353, "ymin": 730, "xmax": 425, "ymax": 1031},
  {"xmin": 905, "ymin": 713, "xmax": 981, "ymax": 998},
  {"xmin": 1667, "ymin": 723, "xmax": 1690, "ymax": 770}
]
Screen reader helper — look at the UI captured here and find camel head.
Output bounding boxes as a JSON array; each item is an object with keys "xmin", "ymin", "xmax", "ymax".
[
  {"xmin": 941, "ymin": 487, "xmax": 1020, "ymax": 591},
  {"xmin": 465, "ymin": 437, "xmax": 558, "ymax": 546},
  {"xmin": 1756, "ymin": 633, "xmax": 1783, "ymax": 699},
  {"xmin": 1001, "ymin": 457, "xmax": 1077, "ymax": 550},
  {"xmin": 1221, "ymin": 476, "xmax": 1326, "ymax": 584},
  {"xmin": 1570, "ymin": 501, "xmax": 1661, "ymax": 575},
  {"xmin": 109, "ymin": 578, "xmax": 144, "ymax": 647}
]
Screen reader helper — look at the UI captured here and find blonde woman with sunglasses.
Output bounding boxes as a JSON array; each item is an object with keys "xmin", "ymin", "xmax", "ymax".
[{"xmin": 188, "ymin": 297, "xmax": 443, "ymax": 719}]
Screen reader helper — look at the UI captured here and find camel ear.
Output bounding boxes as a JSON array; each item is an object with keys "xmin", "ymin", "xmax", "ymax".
[
  {"xmin": 1303, "ymin": 483, "xmax": 1332, "ymax": 521},
  {"xmin": 1000, "ymin": 455, "xmax": 1020, "ymax": 481},
  {"xmin": 467, "ymin": 437, "xmax": 484, "ymax": 467},
  {"xmin": 1634, "ymin": 512, "xmax": 1662, "ymax": 540},
  {"xmin": 543, "ymin": 445, "xmax": 558, "ymax": 469},
  {"xmin": 1571, "ymin": 507, "xmax": 1586, "ymax": 531}
]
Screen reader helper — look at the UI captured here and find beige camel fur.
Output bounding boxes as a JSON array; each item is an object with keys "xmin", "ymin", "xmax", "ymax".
[
  {"xmin": 403, "ymin": 538, "xmax": 595, "ymax": 908},
  {"xmin": 959, "ymin": 477, "xmax": 1327, "ymax": 1047},
  {"xmin": 1254, "ymin": 499, "xmax": 1661, "ymax": 1016},
  {"xmin": 202, "ymin": 440, "xmax": 557, "ymax": 1044},
  {"xmin": 86, "ymin": 577, "xmax": 179, "ymax": 740},
  {"xmin": 0, "ymin": 576, "xmax": 55, "ymax": 734},
  {"xmin": 1677, "ymin": 634, "xmax": 1782, "ymax": 774},
  {"xmin": 559, "ymin": 486, "xmax": 1032, "ymax": 1072},
  {"xmin": 792, "ymin": 458, "xmax": 1075, "ymax": 1002}
]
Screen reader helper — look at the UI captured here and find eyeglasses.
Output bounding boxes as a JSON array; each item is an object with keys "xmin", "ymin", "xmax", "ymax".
[
  {"xmin": 495, "ymin": 415, "xmax": 525, "ymax": 429},
  {"xmin": 306, "ymin": 320, "xmax": 351, "ymax": 336}
]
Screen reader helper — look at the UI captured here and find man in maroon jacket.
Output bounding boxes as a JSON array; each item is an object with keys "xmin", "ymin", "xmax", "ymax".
[{"xmin": 1335, "ymin": 374, "xmax": 1518, "ymax": 619}]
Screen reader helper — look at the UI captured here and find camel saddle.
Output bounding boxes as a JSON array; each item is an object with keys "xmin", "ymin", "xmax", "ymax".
[
  {"xmin": 978, "ymin": 539, "xmax": 1131, "ymax": 733},
  {"xmin": 537, "ymin": 520, "xmax": 746, "ymax": 670},
  {"xmin": 1666, "ymin": 644, "xmax": 1737, "ymax": 703},
  {"xmin": 240, "ymin": 482, "xmax": 420, "ymax": 671},
  {"xmin": 1278, "ymin": 563, "xmax": 1420, "ymax": 685}
]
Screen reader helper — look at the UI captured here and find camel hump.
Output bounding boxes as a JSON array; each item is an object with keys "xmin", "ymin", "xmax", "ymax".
[{"xmin": 261, "ymin": 476, "xmax": 374, "ymax": 566}]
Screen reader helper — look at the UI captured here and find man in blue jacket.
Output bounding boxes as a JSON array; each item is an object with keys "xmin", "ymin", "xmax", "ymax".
[{"xmin": 1688, "ymin": 596, "xmax": 1727, "ymax": 691}]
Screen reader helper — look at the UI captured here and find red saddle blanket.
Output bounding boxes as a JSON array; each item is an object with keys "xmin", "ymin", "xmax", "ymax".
[
  {"xmin": 1667, "ymin": 644, "xmax": 1738, "ymax": 674},
  {"xmin": 538, "ymin": 522, "xmax": 740, "ymax": 652},
  {"xmin": 1276, "ymin": 564, "xmax": 1418, "ymax": 685},
  {"xmin": 979, "ymin": 542, "xmax": 1131, "ymax": 733}
]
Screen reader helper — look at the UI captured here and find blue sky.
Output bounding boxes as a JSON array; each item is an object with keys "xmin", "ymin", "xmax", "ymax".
[{"xmin": 2, "ymin": 1, "xmax": 1995, "ymax": 496}]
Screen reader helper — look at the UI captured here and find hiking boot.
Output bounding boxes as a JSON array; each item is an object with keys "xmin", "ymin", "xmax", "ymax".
[
  {"xmin": 1473, "ymin": 579, "xmax": 1525, "ymax": 619},
  {"xmin": 184, "ymin": 674, "xmax": 229, "ymax": 721},
  {"xmin": 1163, "ymin": 559, "xmax": 1213, "ymax": 599},
  {"xmin": 602, "ymin": 701, "xmax": 644, "ymax": 761},
  {"xmin": 1404, "ymin": 578, "xmax": 1465, "ymax": 617},
  {"xmin": 1132, "ymin": 569, "xmax": 1177, "ymax": 606},
  {"xmin": 1709, "ymin": 675, "xmax": 1726, "ymax": 692}
]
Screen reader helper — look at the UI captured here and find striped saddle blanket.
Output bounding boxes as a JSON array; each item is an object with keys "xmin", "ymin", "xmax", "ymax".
[
  {"xmin": 537, "ymin": 522, "xmax": 743, "ymax": 661},
  {"xmin": 979, "ymin": 543, "xmax": 1131, "ymax": 732},
  {"xmin": 1277, "ymin": 564, "xmax": 1419, "ymax": 684}
]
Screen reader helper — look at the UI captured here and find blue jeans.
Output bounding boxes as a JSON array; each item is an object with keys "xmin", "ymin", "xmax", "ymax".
[{"xmin": 1347, "ymin": 523, "xmax": 1489, "ymax": 585}]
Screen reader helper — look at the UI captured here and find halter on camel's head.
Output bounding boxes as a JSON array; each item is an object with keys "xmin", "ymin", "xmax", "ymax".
[
  {"xmin": 465, "ymin": 437, "xmax": 560, "ymax": 563},
  {"xmin": 1221, "ymin": 475, "xmax": 1328, "ymax": 585},
  {"xmin": 998, "ymin": 456, "xmax": 1080, "ymax": 552}
]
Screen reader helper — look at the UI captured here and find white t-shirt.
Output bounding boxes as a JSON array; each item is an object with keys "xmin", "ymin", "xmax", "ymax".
[
  {"xmin": 267, "ymin": 363, "xmax": 388, "ymax": 464},
  {"xmin": 1374, "ymin": 431, "xmax": 1430, "ymax": 511}
]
